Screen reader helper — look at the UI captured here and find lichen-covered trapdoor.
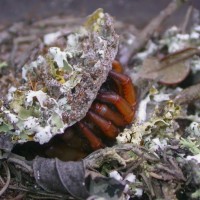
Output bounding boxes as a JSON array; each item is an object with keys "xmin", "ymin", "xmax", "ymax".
[{"xmin": 0, "ymin": 9, "xmax": 119, "ymax": 144}]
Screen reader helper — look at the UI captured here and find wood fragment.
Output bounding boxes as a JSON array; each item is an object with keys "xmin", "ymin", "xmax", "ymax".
[
  {"xmin": 8, "ymin": 157, "xmax": 33, "ymax": 174},
  {"xmin": 0, "ymin": 162, "xmax": 11, "ymax": 196},
  {"xmin": 33, "ymin": 16, "xmax": 83, "ymax": 27},
  {"xmin": 149, "ymin": 172, "xmax": 163, "ymax": 180},
  {"xmin": 174, "ymin": 83, "xmax": 200, "ymax": 104},
  {"xmin": 16, "ymin": 39, "xmax": 41, "ymax": 70},
  {"xmin": 180, "ymin": 5, "xmax": 193, "ymax": 33}
]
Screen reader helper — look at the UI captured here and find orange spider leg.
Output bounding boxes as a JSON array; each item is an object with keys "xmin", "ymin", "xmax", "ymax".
[
  {"xmin": 78, "ymin": 122, "xmax": 105, "ymax": 150},
  {"xmin": 111, "ymin": 61, "xmax": 124, "ymax": 95},
  {"xmin": 109, "ymin": 70, "xmax": 136, "ymax": 108},
  {"xmin": 112, "ymin": 60, "xmax": 123, "ymax": 73},
  {"xmin": 97, "ymin": 92, "xmax": 134, "ymax": 124},
  {"xmin": 86, "ymin": 110, "xmax": 119, "ymax": 139},
  {"xmin": 91, "ymin": 103, "xmax": 127, "ymax": 127}
]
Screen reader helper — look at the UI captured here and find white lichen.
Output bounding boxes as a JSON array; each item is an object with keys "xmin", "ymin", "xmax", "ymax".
[
  {"xmin": 48, "ymin": 47, "xmax": 73, "ymax": 71},
  {"xmin": 124, "ymin": 173, "xmax": 136, "ymax": 183},
  {"xmin": 190, "ymin": 56, "xmax": 200, "ymax": 73},
  {"xmin": 117, "ymin": 99, "xmax": 180, "ymax": 146},
  {"xmin": 6, "ymin": 86, "xmax": 17, "ymax": 102},
  {"xmin": 135, "ymin": 188, "xmax": 143, "ymax": 197},
  {"xmin": 109, "ymin": 170, "xmax": 123, "ymax": 181},
  {"xmin": 187, "ymin": 122, "xmax": 200, "ymax": 137},
  {"xmin": 4, "ymin": 110, "xmax": 19, "ymax": 124},
  {"xmin": 34, "ymin": 125, "xmax": 53, "ymax": 144},
  {"xmin": 22, "ymin": 55, "xmax": 45, "ymax": 81},
  {"xmin": 136, "ymin": 95, "xmax": 150, "ymax": 122},
  {"xmin": 135, "ymin": 40, "xmax": 158, "ymax": 60},
  {"xmin": 43, "ymin": 31, "xmax": 62, "ymax": 45},
  {"xmin": 149, "ymin": 138, "xmax": 168, "ymax": 151},
  {"xmin": 160, "ymin": 25, "xmax": 200, "ymax": 53},
  {"xmin": 186, "ymin": 154, "xmax": 200, "ymax": 164},
  {"xmin": 23, "ymin": 117, "xmax": 39, "ymax": 130},
  {"xmin": 25, "ymin": 90, "xmax": 49, "ymax": 108}
]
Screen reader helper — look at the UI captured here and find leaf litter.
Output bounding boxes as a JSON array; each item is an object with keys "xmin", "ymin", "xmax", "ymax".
[{"xmin": 1, "ymin": 1, "xmax": 200, "ymax": 200}]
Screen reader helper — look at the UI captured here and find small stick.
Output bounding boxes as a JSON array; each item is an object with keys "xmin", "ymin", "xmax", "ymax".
[
  {"xmin": 123, "ymin": 158, "xmax": 144, "ymax": 177},
  {"xmin": 149, "ymin": 172, "xmax": 163, "ymax": 180},
  {"xmin": 7, "ymin": 157, "xmax": 33, "ymax": 174},
  {"xmin": 174, "ymin": 83, "xmax": 200, "ymax": 104},
  {"xmin": 141, "ymin": 172, "xmax": 155, "ymax": 197},
  {"xmin": 0, "ymin": 175, "xmax": 5, "ymax": 185},
  {"xmin": 16, "ymin": 39, "xmax": 41, "ymax": 70},
  {"xmin": 33, "ymin": 16, "xmax": 83, "ymax": 28},
  {"xmin": 180, "ymin": 5, "xmax": 193, "ymax": 33},
  {"xmin": 0, "ymin": 162, "xmax": 11, "ymax": 196}
]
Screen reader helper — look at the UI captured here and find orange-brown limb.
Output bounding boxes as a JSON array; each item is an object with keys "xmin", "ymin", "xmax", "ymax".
[
  {"xmin": 97, "ymin": 92, "xmax": 134, "ymax": 124},
  {"xmin": 78, "ymin": 121, "xmax": 104, "ymax": 150},
  {"xmin": 109, "ymin": 70, "xmax": 136, "ymax": 108},
  {"xmin": 86, "ymin": 110, "xmax": 119, "ymax": 139},
  {"xmin": 111, "ymin": 61, "xmax": 124, "ymax": 96},
  {"xmin": 112, "ymin": 60, "xmax": 123, "ymax": 73},
  {"xmin": 91, "ymin": 103, "xmax": 127, "ymax": 127}
]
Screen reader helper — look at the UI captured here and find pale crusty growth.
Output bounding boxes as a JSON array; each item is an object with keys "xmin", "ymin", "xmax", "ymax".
[{"xmin": 0, "ymin": 9, "xmax": 119, "ymax": 144}]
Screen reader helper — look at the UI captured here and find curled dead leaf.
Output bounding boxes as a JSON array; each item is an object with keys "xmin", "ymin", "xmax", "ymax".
[
  {"xmin": 33, "ymin": 157, "xmax": 89, "ymax": 199},
  {"xmin": 33, "ymin": 156, "xmax": 125, "ymax": 200}
]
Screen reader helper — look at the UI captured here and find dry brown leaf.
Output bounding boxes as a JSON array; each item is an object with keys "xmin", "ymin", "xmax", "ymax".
[{"xmin": 139, "ymin": 48, "xmax": 199, "ymax": 85}]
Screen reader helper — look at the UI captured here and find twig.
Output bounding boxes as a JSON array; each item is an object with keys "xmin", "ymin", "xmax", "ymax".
[
  {"xmin": 27, "ymin": 194, "xmax": 60, "ymax": 200},
  {"xmin": 9, "ymin": 43, "xmax": 18, "ymax": 67},
  {"xmin": 114, "ymin": 144, "xmax": 159, "ymax": 161},
  {"xmin": 180, "ymin": 5, "xmax": 193, "ymax": 33},
  {"xmin": 9, "ymin": 185, "xmax": 73, "ymax": 200},
  {"xmin": 174, "ymin": 83, "xmax": 200, "ymax": 104},
  {"xmin": 8, "ymin": 185, "xmax": 29, "ymax": 192},
  {"xmin": 149, "ymin": 172, "xmax": 163, "ymax": 180},
  {"xmin": 0, "ymin": 162, "xmax": 11, "ymax": 196},
  {"xmin": 168, "ymin": 157, "xmax": 186, "ymax": 181},
  {"xmin": 141, "ymin": 172, "xmax": 155, "ymax": 197},
  {"xmin": 16, "ymin": 39, "xmax": 41, "ymax": 70},
  {"xmin": 0, "ymin": 175, "xmax": 5, "ymax": 185},
  {"xmin": 156, "ymin": 164, "xmax": 175, "ymax": 174},
  {"xmin": 122, "ymin": 158, "xmax": 144, "ymax": 178},
  {"xmin": 119, "ymin": 0, "xmax": 184, "ymax": 66},
  {"xmin": 133, "ymin": 146, "xmax": 159, "ymax": 162},
  {"xmin": 33, "ymin": 16, "xmax": 83, "ymax": 28},
  {"xmin": 177, "ymin": 115, "xmax": 200, "ymax": 122},
  {"xmin": 7, "ymin": 157, "xmax": 33, "ymax": 174}
]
